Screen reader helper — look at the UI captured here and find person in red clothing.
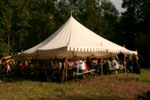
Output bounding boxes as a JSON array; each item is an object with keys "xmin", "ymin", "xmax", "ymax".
[
  {"xmin": 23, "ymin": 60, "xmax": 28, "ymax": 72},
  {"xmin": 19, "ymin": 61, "xmax": 24, "ymax": 73},
  {"xmin": 84, "ymin": 59, "xmax": 88, "ymax": 71}
]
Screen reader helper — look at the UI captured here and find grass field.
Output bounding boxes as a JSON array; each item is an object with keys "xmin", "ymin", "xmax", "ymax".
[{"xmin": 0, "ymin": 69, "xmax": 150, "ymax": 100}]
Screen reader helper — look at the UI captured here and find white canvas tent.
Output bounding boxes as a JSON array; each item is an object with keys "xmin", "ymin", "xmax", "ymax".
[{"xmin": 17, "ymin": 15, "xmax": 137, "ymax": 59}]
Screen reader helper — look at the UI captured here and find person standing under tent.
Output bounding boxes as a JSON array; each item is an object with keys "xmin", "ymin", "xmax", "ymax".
[
  {"xmin": 126, "ymin": 55, "xmax": 133, "ymax": 73},
  {"xmin": 118, "ymin": 52, "xmax": 124, "ymax": 68},
  {"xmin": 132, "ymin": 54, "xmax": 141, "ymax": 74}
]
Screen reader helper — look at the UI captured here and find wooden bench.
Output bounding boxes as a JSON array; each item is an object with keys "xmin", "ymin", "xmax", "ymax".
[
  {"xmin": 109, "ymin": 68, "xmax": 117, "ymax": 71},
  {"xmin": 108, "ymin": 67, "xmax": 126, "ymax": 74},
  {"xmin": 119, "ymin": 67, "xmax": 126, "ymax": 70},
  {"xmin": 118, "ymin": 67, "xmax": 126, "ymax": 73},
  {"xmin": 78, "ymin": 69, "xmax": 96, "ymax": 76},
  {"xmin": 72, "ymin": 69, "xmax": 96, "ymax": 81},
  {"xmin": 72, "ymin": 69, "xmax": 96, "ymax": 76}
]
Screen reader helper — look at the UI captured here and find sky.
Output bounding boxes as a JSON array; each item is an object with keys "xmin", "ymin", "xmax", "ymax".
[{"xmin": 109, "ymin": 0, "xmax": 126, "ymax": 12}]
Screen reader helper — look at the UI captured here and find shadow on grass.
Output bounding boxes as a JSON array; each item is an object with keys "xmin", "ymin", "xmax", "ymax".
[
  {"xmin": 0, "ymin": 74, "xmax": 61, "ymax": 83},
  {"xmin": 1, "ymin": 68, "xmax": 150, "ymax": 83},
  {"xmin": 135, "ymin": 90, "xmax": 150, "ymax": 100}
]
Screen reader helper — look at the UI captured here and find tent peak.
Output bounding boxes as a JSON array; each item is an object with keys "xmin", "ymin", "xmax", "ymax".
[{"xmin": 70, "ymin": 10, "xmax": 72, "ymax": 16}]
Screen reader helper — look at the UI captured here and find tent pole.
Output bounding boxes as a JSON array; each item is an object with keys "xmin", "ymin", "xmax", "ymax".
[{"xmin": 100, "ymin": 58, "xmax": 103, "ymax": 75}]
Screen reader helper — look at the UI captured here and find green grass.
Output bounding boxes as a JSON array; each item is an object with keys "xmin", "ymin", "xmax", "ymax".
[
  {"xmin": 0, "ymin": 69, "xmax": 150, "ymax": 100},
  {"xmin": 0, "ymin": 79, "xmax": 123, "ymax": 100},
  {"xmin": 138, "ymin": 69, "xmax": 150, "ymax": 82}
]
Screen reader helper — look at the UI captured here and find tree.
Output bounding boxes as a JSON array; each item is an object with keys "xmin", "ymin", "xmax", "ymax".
[
  {"xmin": 0, "ymin": 0, "xmax": 120, "ymax": 57},
  {"xmin": 0, "ymin": 0, "xmax": 13, "ymax": 55},
  {"xmin": 98, "ymin": 0, "xmax": 119, "ymax": 41},
  {"xmin": 120, "ymin": 0, "xmax": 150, "ymax": 65},
  {"xmin": 55, "ymin": 0, "xmax": 119, "ymax": 41},
  {"xmin": 26, "ymin": 0, "xmax": 56, "ymax": 50}
]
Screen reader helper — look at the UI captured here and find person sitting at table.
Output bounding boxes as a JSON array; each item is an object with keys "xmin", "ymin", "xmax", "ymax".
[
  {"xmin": 19, "ymin": 61, "xmax": 24, "ymax": 72},
  {"xmin": 43, "ymin": 60, "xmax": 50, "ymax": 68},
  {"xmin": 112, "ymin": 57, "xmax": 119, "ymax": 74},
  {"xmin": 86, "ymin": 58, "xmax": 95, "ymax": 69},
  {"xmin": 93, "ymin": 58, "xmax": 98, "ymax": 71},
  {"xmin": 74, "ymin": 58, "xmax": 80, "ymax": 75},
  {"xmin": 22, "ymin": 60, "xmax": 29, "ymax": 73},
  {"xmin": 84, "ymin": 59, "xmax": 88, "ymax": 71},
  {"xmin": 103, "ymin": 58, "xmax": 111, "ymax": 75},
  {"xmin": 79, "ymin": 59, "xmax": 87, "ymax": 73},
  {"xmin": 51, "ymin": 59, "xmax": 63, "ymax": 80},
  {"xmin": 68, "ymin": 58, "xmax": 75, "ymax": 69}
]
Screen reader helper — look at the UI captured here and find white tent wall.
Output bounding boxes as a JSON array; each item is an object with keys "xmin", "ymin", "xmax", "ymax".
[{"xmin": 16, "ymin": 15, "xmax": 137, "ymax": 59}]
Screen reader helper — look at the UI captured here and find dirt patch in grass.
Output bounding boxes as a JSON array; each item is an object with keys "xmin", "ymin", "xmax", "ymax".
[{"xmin": 77, "ymin": 74, "xmax": 150, "ymax": 100}]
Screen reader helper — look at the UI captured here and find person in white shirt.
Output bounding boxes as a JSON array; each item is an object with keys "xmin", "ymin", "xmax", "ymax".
[
  {"xmin": 112, "ymin": 57, "xmax": 119, "ymax": 74},
  {"xmin": 79, "ymin": 59, "xmax": 87, "ymax": 73}
]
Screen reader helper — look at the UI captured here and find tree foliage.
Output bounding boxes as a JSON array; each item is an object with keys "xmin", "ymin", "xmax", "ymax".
[
  {"xmin": 120, "ymin": 0, "xmax": 150, "ymax": 63},
  {"xmin": 0, "ymin": 0, "xmax": 119, "ymax": 58},
  {"xmin": 0, "ymin": 0, "xmax": 149, "ymax": 65}
]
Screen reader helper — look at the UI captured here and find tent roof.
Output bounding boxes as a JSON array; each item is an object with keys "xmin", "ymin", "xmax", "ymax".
[{"xmin": 20, "ymin": 15, "xmax": 137, "ymax": 58}]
